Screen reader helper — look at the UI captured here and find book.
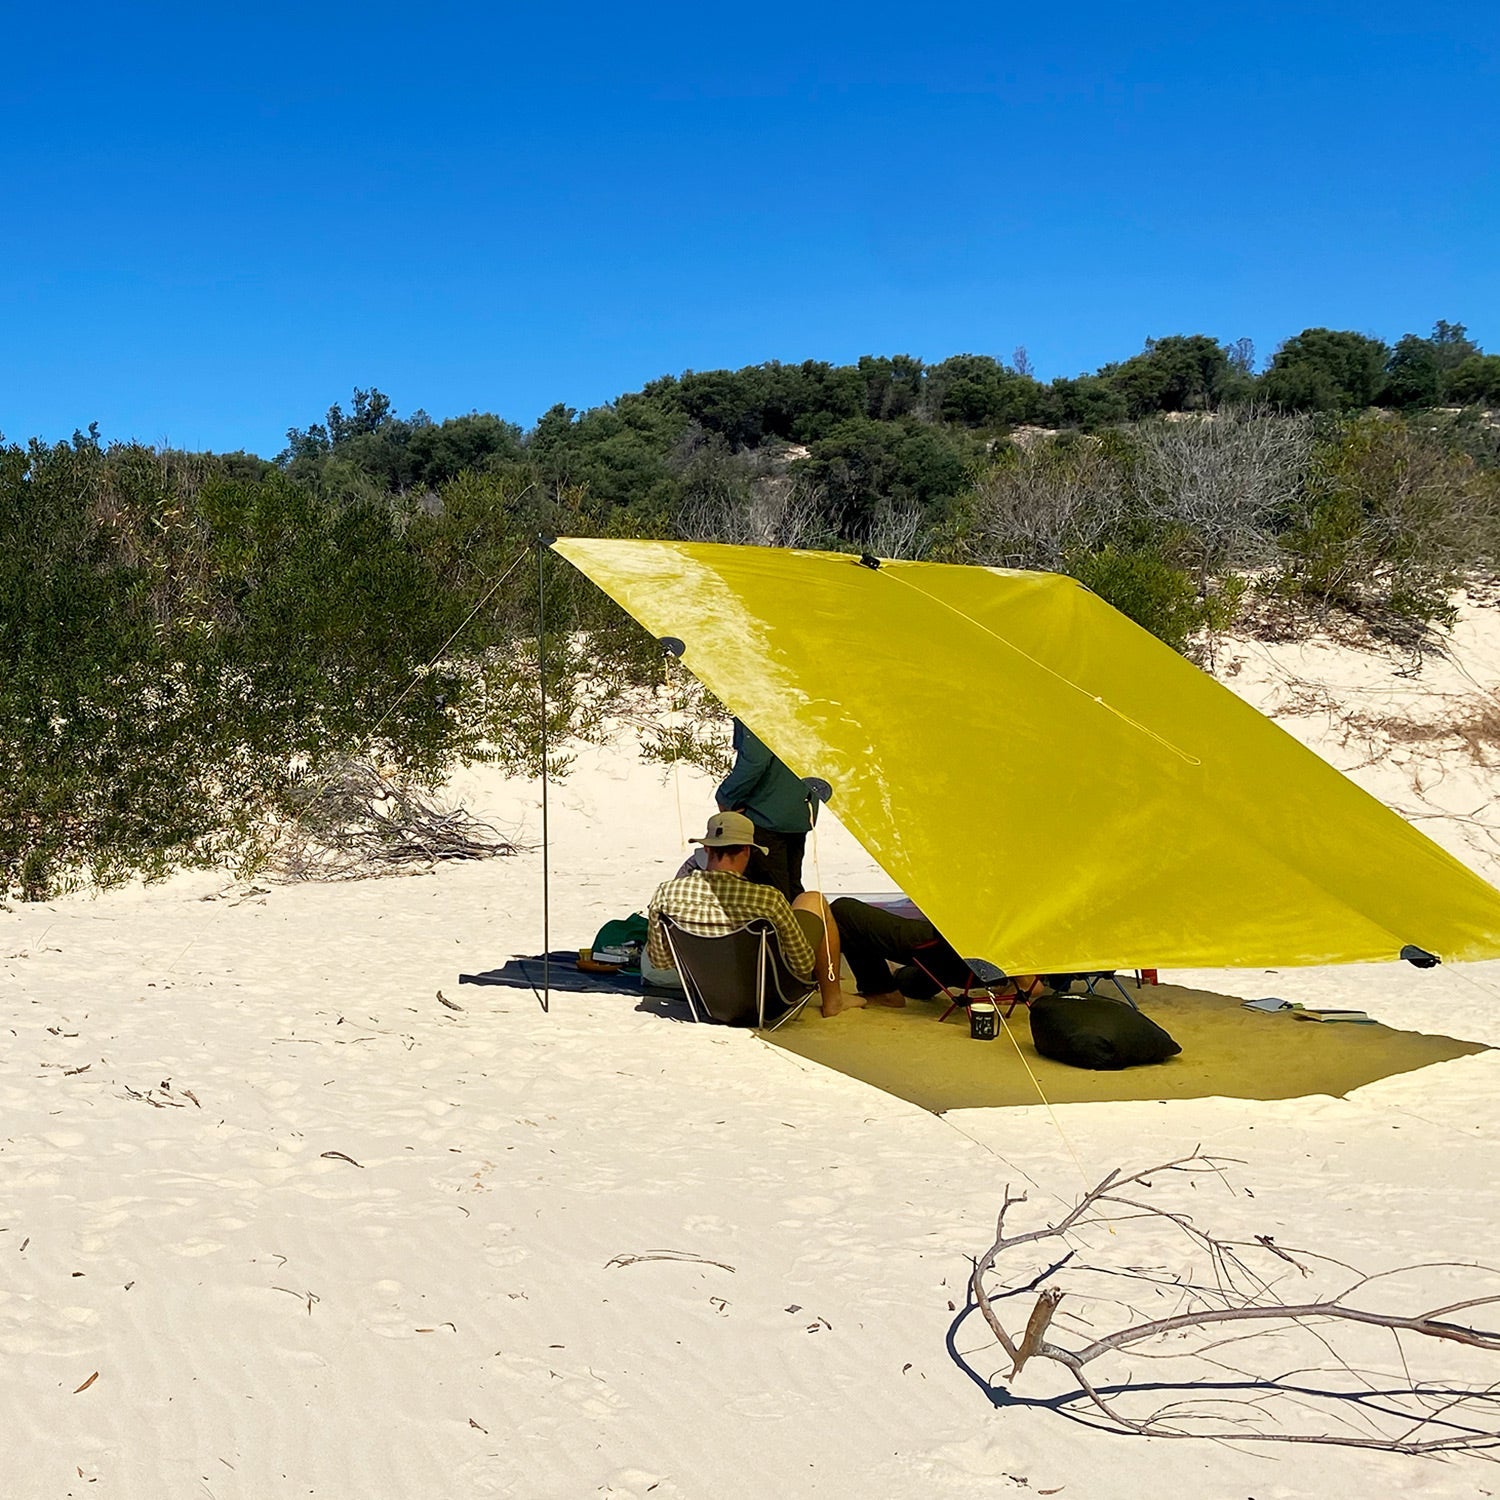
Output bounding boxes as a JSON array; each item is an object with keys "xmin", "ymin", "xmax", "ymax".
[{"xmin": 1243, "ymin": 997, "xmax": 1374, "ymax": 1023}]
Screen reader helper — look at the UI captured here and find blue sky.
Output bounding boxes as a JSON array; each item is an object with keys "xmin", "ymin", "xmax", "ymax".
[{"xmin": 2, "ymin": 1, "xmax": 1496, "ymax": 455}]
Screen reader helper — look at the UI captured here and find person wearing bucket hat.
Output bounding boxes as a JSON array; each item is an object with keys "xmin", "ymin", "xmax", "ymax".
[
  {"xmin": 693, "ymin": 810, "xmax": 770, "ymax": 855},
  {"xmin": 646, "ymin": 811, "xmax": 862, "ymax": 1016}
]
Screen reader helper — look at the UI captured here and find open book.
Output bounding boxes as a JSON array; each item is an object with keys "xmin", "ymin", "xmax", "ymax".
[{"xmin": 1242, "ymin": 997, "xmax": 1374, "ymax": 1023}]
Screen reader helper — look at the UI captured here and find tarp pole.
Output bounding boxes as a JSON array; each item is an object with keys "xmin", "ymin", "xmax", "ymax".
[{"xmin": 537, "ymin": 535, "xmax": 552, "ymax": 1014}]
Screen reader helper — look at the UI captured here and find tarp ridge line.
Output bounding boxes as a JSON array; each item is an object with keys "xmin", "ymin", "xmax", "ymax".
[{"xmin": 884, "ymin": 566, "xmax": 1203, "ymax": 768}]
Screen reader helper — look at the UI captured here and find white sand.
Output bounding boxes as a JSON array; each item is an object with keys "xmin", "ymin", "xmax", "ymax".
[{"xmin": 7, "ymin": 607, "xmax": 1500, "ymax": 1498}]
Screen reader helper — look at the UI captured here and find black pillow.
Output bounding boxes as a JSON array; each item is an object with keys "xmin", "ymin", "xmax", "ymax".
[{"xmin": 1028, "ymin": 995, "xmax": 1181, "ymax": 1071}]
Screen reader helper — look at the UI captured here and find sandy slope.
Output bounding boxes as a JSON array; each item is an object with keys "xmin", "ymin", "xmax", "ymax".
[{"xmin": 5, "ymin": 607, "xmax": 1500, "ymax": 1499}]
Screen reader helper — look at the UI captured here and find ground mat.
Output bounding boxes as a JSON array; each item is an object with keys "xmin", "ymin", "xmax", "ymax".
[
  {"xmin": 460, "ymin": 952, "xmax": 645, "ymax": 997},
  {"xmin": 764, "ymin": 981, "xmax": 1487, "ymax": 1112},
  {"xmin": 459, "ymin": 954, "xmax": 678, "ymax": 1002}
]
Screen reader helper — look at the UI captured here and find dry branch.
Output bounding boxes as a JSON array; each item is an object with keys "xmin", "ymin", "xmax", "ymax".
[
  {"xmin": 271, "ymin": 759, "xmax": 516, "ymax": 881},
  {"xmin": 606, "ymin": 1250, "xmax": 736, "ymax": 1273},
  {"xmin": 964, "ymin": 1153, "xmax": 1500, "ymax": 1453}
]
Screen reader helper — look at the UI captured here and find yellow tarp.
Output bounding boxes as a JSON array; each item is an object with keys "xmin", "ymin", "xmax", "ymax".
[
  {"xmin": 552, "ymin": 538, "xmax": 1500, "ymax": 973},
  {"xmin": 765, "ymin": 985, "xmax": 1488, "ymax": 1112}
]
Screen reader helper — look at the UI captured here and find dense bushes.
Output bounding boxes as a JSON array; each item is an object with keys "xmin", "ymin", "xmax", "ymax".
[
  {"xmin": 951, "ymin": 408, "xmax": 1499, "ymax": 647},
  {"xmin": 1273, "ymin": 414, "xmax": 1500, "ymax": 630},
  {"xmin": 6, "ymin": 317, "xmax": 1499, "ymax": 897},
  {"xmin": 0, "ymin": 439, "xmax": 613, "ymax": 898}
]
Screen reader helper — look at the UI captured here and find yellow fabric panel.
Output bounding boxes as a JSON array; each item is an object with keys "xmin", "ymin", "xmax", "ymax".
[
  {"xmin": 552, "ymin": 537, "xmax": 1500, "ymax": 972},
  {"xmin": 767, "ymin": 986, "xmax": 1487, "ymax": 1112}
]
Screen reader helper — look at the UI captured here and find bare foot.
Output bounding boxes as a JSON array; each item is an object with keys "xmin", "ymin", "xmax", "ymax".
[
  {"xmin": 821, "ymin": 992, "xmax": 868, "ymax": 1018},
  {"xmin": 863, "ymin": 991, "xmax": 906, "ymax": 1008}
]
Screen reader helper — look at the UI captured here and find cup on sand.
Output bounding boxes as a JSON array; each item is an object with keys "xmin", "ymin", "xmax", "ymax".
[{"xmin": 968, "ymin": 1000, "xmax": 998, "ymax": 1040}]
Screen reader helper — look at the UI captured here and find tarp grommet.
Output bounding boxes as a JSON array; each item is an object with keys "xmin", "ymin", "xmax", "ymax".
[{"xmin": 1400, "ymin": 944, "xmax": 1440, "ymax": 968}]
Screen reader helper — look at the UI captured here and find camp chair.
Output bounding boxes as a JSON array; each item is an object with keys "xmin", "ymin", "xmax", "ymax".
[
  {"xmin": 1047, "ymin": 971, "xmax": 1141, "ymax": 1008},
  {"xmin": 657, "ymin": 914, "xmax": 817, "ymax": 1030},
  {"xmin": 928, "ymin": 962, "xmax": 1140, "ymax": 1021},
  {"xmin": 911, "ymin": 947, "xmax": 1022, "ymax": 1023}
]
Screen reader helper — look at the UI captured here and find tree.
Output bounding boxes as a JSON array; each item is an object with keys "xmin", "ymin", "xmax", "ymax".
[
  {"xmin": 1260, "ymin": 328, "xmax": 1390, "ymax": 411},
  {"xmin": 763, "ymin": 360, "xmax": 866, "ymax": 443},
  {"xmin": 277, "ymin": 388, "xmax": 421, "ymax": 490},
  {"xmin": 1108, "ymin": 334, "xmax": 1241, "ymax": 416},
  {"xmin": 407, "ymin": 413, "xmax": 525, "ymax": 487},
  {"xmin": 856, "ymin": 354, "xmax": 924, "ymax": 421},
  {"xmin": 1430, "ymin": 319, "xmax": 1480, "ymax": 369},
  {"xmin": 799, "ymin": 418, "xmax": 974, "ymax": 536},
  {"xmin": 926, "ymin": 354, "xmax": 1045, "ymax": 428},
  {"xmin": 527, "ymin": 399, "xmax": 687, "ymax": 526},
  {"xmin": 1039, "ymin": 374, "xmax": 1129, "ymax": 429},
  {"xmin": 1382, "ymin": 323, "xmax": 1479, "ymax": 409},
  {"xmin": 1444, "ymin": 353, "xmax": 1500, "ymax": 407},
  {"xmin": 1382, "ymin": 333, "xmax": 1445, "ymax": 408},
  {"xmin": 326, "ymin": 388, "xmax": 396, "ymax": 445},
  {"xmin": 673, "ymin": 367, "xmax": 773, "ymax": 448},
  {"xmin": 670, "ymin": 360, "xmax": 869, "ymax": 448},
  {"xmin": 528, "ymin": 403, "xmax": 579, "ymax": 451},
  {"xmin": 0, "ymin": 440, "xmax": 503, "ymax": 898}
]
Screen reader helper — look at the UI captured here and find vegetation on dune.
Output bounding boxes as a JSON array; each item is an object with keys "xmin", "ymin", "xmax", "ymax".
[{"xmin": 5, "ymin": 321, "xmax": 1500, "ymax": 897}]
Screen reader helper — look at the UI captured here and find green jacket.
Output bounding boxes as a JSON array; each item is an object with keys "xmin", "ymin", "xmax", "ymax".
[{"xmin": 716, "ymin": 720, "xmax": 812, "ymax": 834}]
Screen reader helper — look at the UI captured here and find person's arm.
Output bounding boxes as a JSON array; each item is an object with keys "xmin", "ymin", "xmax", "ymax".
[
  {"xmin": 645, "ymin": 888, "xmax": 673, "ymax": 971},
  {"xmin": 768, "ymin": 895, "xmax": 816, "ymax": 975},
  {"xmin": 715, "ymin": 720, "xmax": 772, "ymax": 812}
]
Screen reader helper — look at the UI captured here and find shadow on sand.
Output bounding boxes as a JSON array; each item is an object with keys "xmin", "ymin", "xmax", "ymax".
[{"xmin": 764, "ymin": 980, "xmax": 1487, "ymax": 1112}]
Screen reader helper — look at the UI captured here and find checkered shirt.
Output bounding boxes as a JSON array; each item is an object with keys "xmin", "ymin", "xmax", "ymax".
[{"xmin": 646, "ymin": 869, "xmax": 815, "ymax": 977}]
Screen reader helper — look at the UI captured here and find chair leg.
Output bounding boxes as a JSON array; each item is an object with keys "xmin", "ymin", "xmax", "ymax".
[
  {"xmin": 756, "ymin": 934, "xmax": 769, "ymax": 1030},
  {"xmin": 764, "ymin": 988, "xmax": 817, "ymax": 1032},
  {"xmin": 917, "ymin": 950, "xmax": 992, "ymax": 1022},
  {"xmin": 681, "ymin": 975, "xmax": 707, "ymax": 1021},
  {"xmin": 755, "ymin": 931, "xmax": 816, "ymax": 1031},
  {"xmin": 663, "ymin": 929, "xmax": 706, "ymax": 1022},
  {"xmin": 1083, "ymin": 971, "xmax": 1138, "ymax": 1008}
]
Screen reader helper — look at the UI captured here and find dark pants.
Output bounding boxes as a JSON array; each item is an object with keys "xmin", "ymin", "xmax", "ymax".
[
  {"xmin": 746, "ymin": 827, "xmax": 806, "ymax": 902},
  {"xmin": 830, "ymin": 897, "xmax": 968, "ymax": 997}
]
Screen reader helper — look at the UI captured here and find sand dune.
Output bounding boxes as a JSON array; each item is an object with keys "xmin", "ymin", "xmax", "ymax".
[{"xmin": 6, "ymin": 606, "xmax": 1500, "ymax": 1497}]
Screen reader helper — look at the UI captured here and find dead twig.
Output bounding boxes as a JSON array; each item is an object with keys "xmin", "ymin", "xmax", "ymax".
[
  {"xmin": 272, "ymin": 1287, "xmax": 320, "ymax": 1315},
  {"xmin": 606, "ymin": 1250, "xmax": 736, "ymax": 1274},
  {"xmin": 271, "ymin": 760, "xmax": 516, "ymax": 882},
  {"xmin": 965, "ymin": 1152, "xmax": 1500, "ymax": 1453}
]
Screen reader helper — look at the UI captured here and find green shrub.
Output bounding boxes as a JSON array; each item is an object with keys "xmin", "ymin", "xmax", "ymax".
[
  {"xmin": 1271, "ymin": 413, "xmax": 1496, "ymax": 636},
  {"xmin": 1066, "ymin": 545, "xmax": 1214, "ymax": 652}
]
